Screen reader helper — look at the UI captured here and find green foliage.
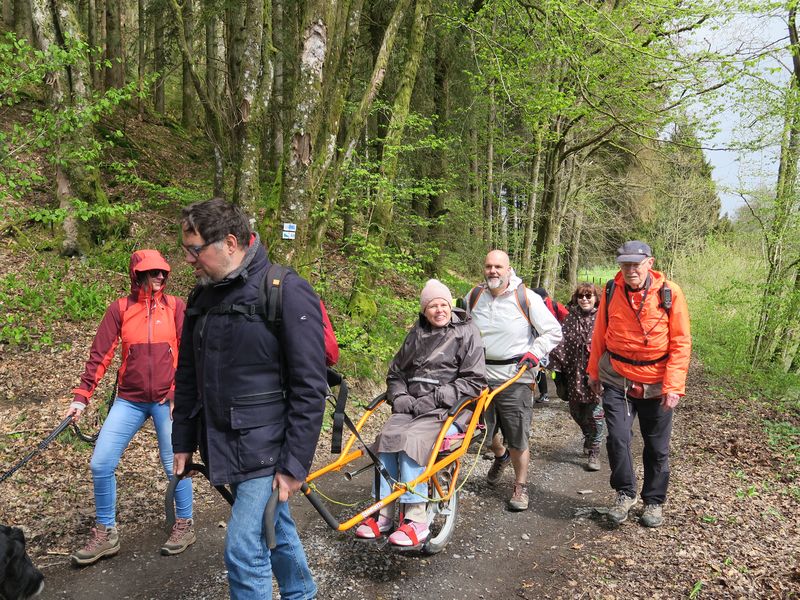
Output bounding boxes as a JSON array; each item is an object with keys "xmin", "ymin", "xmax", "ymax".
[
  {"xmin": 322, "ymin": 284, "xmax": 417, "ymax": 383},
  {"xmin": 106, "ymin": 161, "xmax": 206, "ymax": 208},
  {"xmin": 0, "ymin": 32, "xmax": 142, "ymax": 231},
  {"xmin": 0, "ymin": 258, "xmax": 116, "ymax": 349}
]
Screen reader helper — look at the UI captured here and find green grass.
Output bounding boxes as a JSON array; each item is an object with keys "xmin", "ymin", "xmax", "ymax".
[{"xmin": 0, "ymin": 254, "xmax": 120, "ymax": 349}]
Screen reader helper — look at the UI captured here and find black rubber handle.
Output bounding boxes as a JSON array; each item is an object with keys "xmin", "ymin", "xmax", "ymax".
[
  {"xmin": 301, "ymin": 482, "xmax": 341, "ymax": 531},
  {"xmin": 263, "ymin": 489, "xmax": 280, "ymax": 550},
  {"xmin": 165, "ymin": 462, "xmax": 208, "ymax": 530},
  {"xmin": 366, "ymin": 391, "xmax": 387, "ymax": 411}
]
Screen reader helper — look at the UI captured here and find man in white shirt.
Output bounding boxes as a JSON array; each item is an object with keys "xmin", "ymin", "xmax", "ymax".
[{"xmin": 466, "ymin": 250, "xmax": 562, "ymax": 510}]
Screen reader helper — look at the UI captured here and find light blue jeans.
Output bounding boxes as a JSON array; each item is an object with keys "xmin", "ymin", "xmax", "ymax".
[
  {"xmin": 225, "ymin": 475, "xmax": 316, "ymax": 600},
  {"xmin": 90, "ymin": 398, "xmax": 193, "ymax": 527},
  {"xmin": 377, "ymin": 423, "xmax": 459, "ymax": 504}
]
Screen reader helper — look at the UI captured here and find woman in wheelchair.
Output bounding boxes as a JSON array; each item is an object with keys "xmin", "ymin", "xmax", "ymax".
[{"xmin": 355, "ymin": 279, "xmax": 487, "ymax": 546}]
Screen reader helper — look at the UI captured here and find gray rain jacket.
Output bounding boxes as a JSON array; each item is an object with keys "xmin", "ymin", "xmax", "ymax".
[{"xmin": 372, "ymin": 308, "xmax": 487, "ymax": 466}]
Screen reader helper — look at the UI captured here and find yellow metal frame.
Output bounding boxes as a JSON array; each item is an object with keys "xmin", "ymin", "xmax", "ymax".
[{"xmin": 303, "ymin": 367, "xmax": 528, "ymax": 533}]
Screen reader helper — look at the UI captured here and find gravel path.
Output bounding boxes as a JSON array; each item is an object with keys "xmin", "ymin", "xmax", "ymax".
[{"xmin": 36, "ymin": 389, "xmax": 615, "ymax": 600}]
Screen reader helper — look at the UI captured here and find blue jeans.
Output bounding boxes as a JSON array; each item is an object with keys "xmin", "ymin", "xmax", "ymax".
[
  {"xmin": 225, "ymin": 475, "xmax": 316, "ymax": 600},
  {"xmin": 90, "ymin": 398, "xmax": 193, "ymax": 527},
  {"xmin": 377, "ymin": 423, "xmax": 458, "ymax": 504}
]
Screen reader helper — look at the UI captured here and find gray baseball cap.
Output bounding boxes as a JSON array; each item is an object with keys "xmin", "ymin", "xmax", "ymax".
[{"xmin": 616, "ymin": 240, "xmax": 652, "ymax": 263}]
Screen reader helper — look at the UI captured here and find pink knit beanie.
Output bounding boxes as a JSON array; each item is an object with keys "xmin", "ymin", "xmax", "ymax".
[{"xmin": 420, "ymin": 279, "xmax": 453, "ymax": 311}]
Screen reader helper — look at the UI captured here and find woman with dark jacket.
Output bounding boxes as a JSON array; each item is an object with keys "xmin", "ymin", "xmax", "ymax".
[
  {"xmin": 65, "ymin": 250, "xmax": 194, "ymax": 565},
  {"xmin": 355, "ymin": 280, "xmax": 487, "ymax": 547},
  {"xmin": 549, "ymin": 282, "xmax": 606, "ymax": 471}
]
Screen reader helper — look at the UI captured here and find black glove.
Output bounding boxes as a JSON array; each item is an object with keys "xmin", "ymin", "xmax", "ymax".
[
  {"xmin": 411, "ymin": 394, "xmax": 437, "ymax": 418},
  {"xmin": 517, "ymin": 352, "xmax": 539, "ymax": 370},
  {"xmin": 391, "ymin": 395, "xmax": 414, "ymax": 414}
]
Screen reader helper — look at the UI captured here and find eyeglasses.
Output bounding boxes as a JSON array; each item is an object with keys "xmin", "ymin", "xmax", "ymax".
[
  {"xmin": 577, "ymin": 293, "xmax": 595, "ymax": 300},
  {"xmin": 182, "ymin": 240, "xmax": 215, "ymax": 258},
  {"xmin": 146, "ymin": 269, "xmax": 168, "ymax": 278}
]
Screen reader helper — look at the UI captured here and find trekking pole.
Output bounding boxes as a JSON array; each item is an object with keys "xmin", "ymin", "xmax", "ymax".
[{"xmin": 0, "ymin": 416, "xmax": 73, "ymax": 484}]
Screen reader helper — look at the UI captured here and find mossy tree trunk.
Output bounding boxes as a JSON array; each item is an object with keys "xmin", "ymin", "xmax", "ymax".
[{"xmin": 29, "ymin": 0, "xmax": 111, "ymax": 256}]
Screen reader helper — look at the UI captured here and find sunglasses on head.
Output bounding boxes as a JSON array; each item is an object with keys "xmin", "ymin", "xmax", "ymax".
[{"xmin": 577, "ymin": 293, "xmax": 594, "ymax": 300}]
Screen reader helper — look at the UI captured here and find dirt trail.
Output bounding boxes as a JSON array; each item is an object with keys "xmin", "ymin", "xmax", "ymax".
[{"xmin": 37, "ymin": 390, "xmax": 614, "ymax": 600}]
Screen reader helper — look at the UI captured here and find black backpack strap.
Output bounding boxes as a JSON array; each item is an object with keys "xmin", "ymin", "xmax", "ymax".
[
  {"xmin": 604, "ymin": 279, "xmax": 615, "ymax": 324},
  {"xmin": 261, "ymin": 263, "xmax": 293, "ymax": 333}
]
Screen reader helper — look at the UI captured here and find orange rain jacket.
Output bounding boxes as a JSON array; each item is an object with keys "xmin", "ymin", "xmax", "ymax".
[
  {"xmin": 71, "ymin": 250, "xmax": 185, "ymax": 406},
  {"xmin": 587, "ymin": 269, "xmax": 691, "ymax": 396}
]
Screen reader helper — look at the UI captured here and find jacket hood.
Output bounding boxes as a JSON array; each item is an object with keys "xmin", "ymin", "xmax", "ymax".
[{"xmin": 129, "ymin": 249, "xmax": 171, "ymax": 295}]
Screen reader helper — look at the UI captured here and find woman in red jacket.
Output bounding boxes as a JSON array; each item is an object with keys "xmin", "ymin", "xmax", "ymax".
[{"xmin": 64, "ymin": 250, "xmax": 194, "ymax": 566}]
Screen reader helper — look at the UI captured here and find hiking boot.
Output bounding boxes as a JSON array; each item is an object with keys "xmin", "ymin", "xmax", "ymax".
[
  {"xmin": 607, "ymin": 492, "xmax": 638, "ymax": 525},
  {"xmin": 486, "ymin": 452, "xmax": 511, "ymax": 485},
  {"xmin": 508, "ymin": 483, "xmax": 529, "ymax": 511},
  {"xmin": 71, "ymin": 524, "xmax": 120, "ymax": 566},
  {"xmin": 640, "ymin": 503, "xmax": 664, "ymax": 528},
  {"xmin": 161, "ymin": 518, "xmax": 196, "ymax": 556},
  {"xmin": 587, "ymin": 450, "xmax": 601, "ymax": 471}
]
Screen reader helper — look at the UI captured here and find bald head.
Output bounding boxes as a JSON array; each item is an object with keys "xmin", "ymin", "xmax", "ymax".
[{"xmin": 484, "ymin": 249, "xmax": 511, "ymax": 296}]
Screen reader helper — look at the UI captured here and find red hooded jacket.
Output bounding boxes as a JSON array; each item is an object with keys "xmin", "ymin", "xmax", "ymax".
[{"xmin": 72, "ymin": 250, "xmax": 185, "ymax": 406}]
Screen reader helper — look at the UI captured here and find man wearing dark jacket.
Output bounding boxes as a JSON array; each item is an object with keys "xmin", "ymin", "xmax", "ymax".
[{"xmin": 172, "ymin": 198, "xmax": 327, "ymax": 600}]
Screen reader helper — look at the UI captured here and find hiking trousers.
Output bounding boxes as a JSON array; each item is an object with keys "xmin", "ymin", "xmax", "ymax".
[{"xmin": 602, "ymin": 384, "xmax": 673, "ymax": 505}]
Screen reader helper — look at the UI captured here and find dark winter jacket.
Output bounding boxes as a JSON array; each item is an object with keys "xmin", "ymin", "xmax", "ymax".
[
  {"xmin": 72, "ymin": 250, "xmax": 184, "ymax": 406},
  {"xmin": 171, "ymin": 238, "xmax": 327, "ymax": 486},
  {"xmin": 372, "ymin": 308, "xmax": 487, "ymax": 466},
  {"xmin": 549, "ymin": 305, "xmax": 602, "ymax": 405}
]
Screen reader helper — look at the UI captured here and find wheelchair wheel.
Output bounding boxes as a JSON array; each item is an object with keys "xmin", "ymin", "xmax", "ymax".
[{"xmin": 423, "ymin": 462, "xmax": 459, "ymax": 555}]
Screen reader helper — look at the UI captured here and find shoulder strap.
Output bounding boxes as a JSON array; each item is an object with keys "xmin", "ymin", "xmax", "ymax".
[
  {"xmin": 659, "ymin": 282, "xmax": 672, "ymax": 317},
  {"xmin": 466, "ymin": 285, "xmax": 484, "ymax": 315},
  {"xmin": 260, "ymin": 263, "xmax": 292, "ymax": 333},
  {"xmin": 514, "ymin": 284, "xmax": 533, "ymax": 327},
  {"xmin": 604, "ymin": 279, "xmax": 615, "ymax": 324}
]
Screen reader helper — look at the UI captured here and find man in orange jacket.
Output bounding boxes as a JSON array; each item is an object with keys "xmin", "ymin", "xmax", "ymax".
[{"xmin": 587, "ymin": 241, "xmax": 691, "ymax": 528}]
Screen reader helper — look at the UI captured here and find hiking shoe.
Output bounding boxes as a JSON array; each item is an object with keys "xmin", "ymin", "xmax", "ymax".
[
  {"xmin": 161, "ymin": 518, "xmax": 196, "ymax": 556},
  {"xmin": 587, "ymin": 450, "xmax": 601, "ymax": 472},
  {"xmin": 508, "ymin": 483, "xmax": 529, "ymax": 511},
  {"xmin": 640, "ymin": 503, "xmax": 664, "ymax": 528},
  {"xmin": 71, "ymin": 524, "xmax": 120, "ymax": 566},
  {"xmin": 535, "ymin": 393, "xmax": 549, "ymax": 404},
  {"xmin": 486, "ymin": 453, "xmax": 511, "ymax": 485},
  {"xmin": 607, "ymin": 492, "xmax": 638, "ymax": 525}
]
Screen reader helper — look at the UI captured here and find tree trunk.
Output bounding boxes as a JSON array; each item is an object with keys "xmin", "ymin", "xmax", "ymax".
[
  {"xmin": 181, "ymin": 0, "xmax": 194, "ymax": 128},
  {"xmin": 752, "ymin": 8, "xmax": 800, "ymax": 367},
  {"xmin": 137, "ymin": 0, "xmax": 146, "ymax": 114},
  {"xmin": 13, "ymin": 0, "xmax": 32, "ymax": 42},
  {"xmin": 30, "ymin": 0, "xmax": 110, "ymax": 255},
  {"xmin": 486, "ymin": 81, "xmax": 495, "ymax": 248},
  {"xmin": 270, "ymin": 0, "xmax": 284, "ymax": 173},
  {"xmin": 228, "ymin": 0, "xmax": 274, "ymax": 213},
  {"xmin": 277, "ymin": 0, "xmax": 338, "ymax": 266},
  {"xmin": 153, "ymin": 2, "xmax": 165, "ymax": 113},
  {"xmin": 105, "ymin": 0, "xmax": 124, "ymax": 88},
  {"xmin": 522, "ymin": 129, "xmax": 543, "ymax": 269},
  {"xmin": 346, "ymin": 0, "xmax": 429, "ymax": 316},
  {"xmin": 3, "ymin": 0, "xmax": 14, "ymax": 30}
]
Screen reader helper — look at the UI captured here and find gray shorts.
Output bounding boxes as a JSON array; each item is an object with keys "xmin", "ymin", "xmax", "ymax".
[{"xmin": 483, "ymin": 382, "xmax": 533, "ymax": 451}]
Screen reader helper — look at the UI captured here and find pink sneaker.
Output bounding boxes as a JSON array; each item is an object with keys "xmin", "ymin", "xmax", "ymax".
[
  {"xmin": 355, "ymin": 515, "xmax": 393, "ymax": 539},
  {"xmin": 388, "ymin": 519, "xmax": 429, "ymax": 547}
]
